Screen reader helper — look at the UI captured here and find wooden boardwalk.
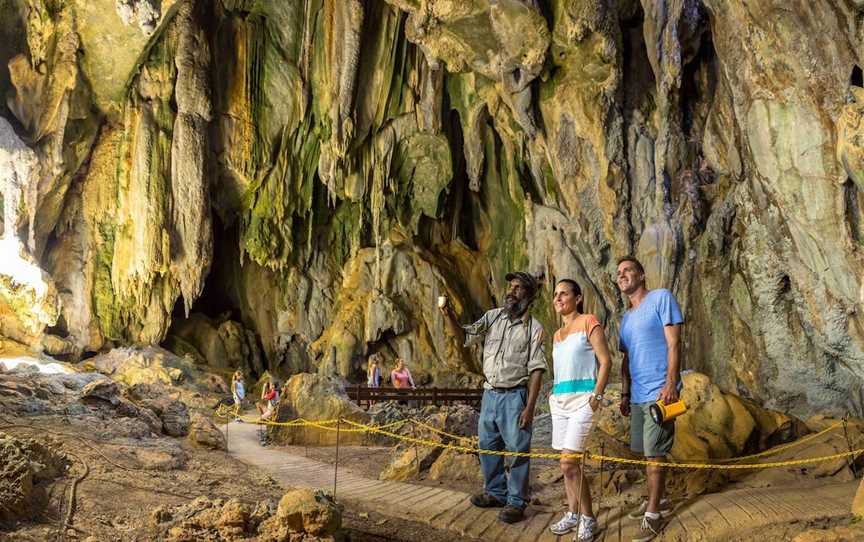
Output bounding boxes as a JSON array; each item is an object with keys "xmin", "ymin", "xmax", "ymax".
[{"xmin": 223, "ymin": 422, "xmax": 856, "ymax": 541}]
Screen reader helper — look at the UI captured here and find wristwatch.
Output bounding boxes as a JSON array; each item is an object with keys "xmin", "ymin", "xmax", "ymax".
[{"xmin": 593, "ymin": 393, "xmax": 604, "ymax": 402}]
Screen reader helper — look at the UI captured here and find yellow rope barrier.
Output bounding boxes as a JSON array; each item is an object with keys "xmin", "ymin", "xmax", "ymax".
[
  {"xmin": 715, "ymin": 421, "xmax": 844, "ymax": 463},
  {"xmin": 402, "ymin": 415, "xmax": 845, "ymax": 464},
  {"xmin": 215, "ymin": 405, "xmax": 408, "ymax": 433},
  {"xmin": 340, "ymin": 418, "xmax": 864, "ymax": 470},
  {"xmin": 408, "ymin": 418, "xmax": 478, "ymax": 442},
  {"xmin": 214, "ymin": 406, "xmax": 862, "ymax": 470}
]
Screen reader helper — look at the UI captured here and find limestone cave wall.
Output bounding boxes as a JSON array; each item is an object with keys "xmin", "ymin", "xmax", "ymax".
[{"xmin": 2, "ymin": 0, "xmax": 864, "ymax": 417}]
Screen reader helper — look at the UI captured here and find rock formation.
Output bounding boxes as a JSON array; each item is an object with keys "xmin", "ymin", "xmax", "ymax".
[
  {"xmin": 0, "ymin": 432, "xmax": 68, "ymax": 526},
  {"xmin": 2, "ymin": 0, "xmax": 864, "ymax": 418}
]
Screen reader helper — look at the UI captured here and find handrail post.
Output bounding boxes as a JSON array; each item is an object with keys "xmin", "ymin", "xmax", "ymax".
[{"xmin": 333, "ymin": 419, "xmax": 341, "ymax": 498}]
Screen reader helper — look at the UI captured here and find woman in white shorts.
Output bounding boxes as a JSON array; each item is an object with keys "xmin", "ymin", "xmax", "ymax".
[{"xmin": 548, "ymin": 279, "xmax": 611, "ymax": 541}]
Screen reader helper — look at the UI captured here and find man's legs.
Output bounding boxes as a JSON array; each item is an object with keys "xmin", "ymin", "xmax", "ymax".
[
  {"xmin": 630, "ymin": 401, "xmax": 675, "ymax": 541},
  {"xmin": 645, "ymin": 461, "xmax": 665, "ymax": 514},
  {"xmin": 478, "ymin": 390, "xmax": 507, "ymax": 503},
  {"xmin": 499, "ymin": 388, "xmax": 532, "ymax": 509}
]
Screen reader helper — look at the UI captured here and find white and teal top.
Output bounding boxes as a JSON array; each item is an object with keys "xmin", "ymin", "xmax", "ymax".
[{"xmin": 552, "ymin": 314, "xmax": 601, "ymax": 395}]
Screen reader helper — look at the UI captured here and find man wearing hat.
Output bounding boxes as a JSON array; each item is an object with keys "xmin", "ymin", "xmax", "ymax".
[{"xmin": 440, "ymin": 271, "xmax": 547, "ymax": 523}]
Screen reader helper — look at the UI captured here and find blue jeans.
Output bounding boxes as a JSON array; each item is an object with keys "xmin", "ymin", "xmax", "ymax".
[{"xmin": 478, "ymin": 388, "xmax": 532, "ymax": 508}]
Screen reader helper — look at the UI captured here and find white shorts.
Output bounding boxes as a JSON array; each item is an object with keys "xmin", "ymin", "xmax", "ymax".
[{"xmin": 550, "ymin": 392, "xmax": 595, "ymax": 451}]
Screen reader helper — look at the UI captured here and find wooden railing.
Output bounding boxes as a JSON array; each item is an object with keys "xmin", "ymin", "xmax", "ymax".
[{"xmin": 343, "ymin": 386, "xmax": 483, "ymax": 410}]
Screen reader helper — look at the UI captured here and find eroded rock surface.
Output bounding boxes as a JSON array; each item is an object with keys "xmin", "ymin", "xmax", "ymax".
[
  {"xmin": 150, "ymin": 490, "xmax": 343, "ymax": 542},
  {"xmin": 0, "ymin": 433, "xmax": 67, "ymax": 526},
  {"xmin": 269, "ymin": 373, "xmax": 370, "ymax": 446},
  {"xmin": 188, "ymin": 413, "xmax": 226, "ymax": 450},
  {"xmin": 2, "ymin": 0, "xmax": 864, "ymax": 420}
]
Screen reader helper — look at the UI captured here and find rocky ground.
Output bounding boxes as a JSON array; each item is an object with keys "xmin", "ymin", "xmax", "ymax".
[
  {"xmin": 3, "ymin": 346, "xmax": 864, "ymax": 541},
  {"xmin": 0, "ymin": 349, "xmax": 481, "ymax": 542}
]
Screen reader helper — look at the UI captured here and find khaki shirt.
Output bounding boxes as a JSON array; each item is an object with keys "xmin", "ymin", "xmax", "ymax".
[{"xmin": 463, "ymin": 308, "xmax": 547, "ymax": 389}]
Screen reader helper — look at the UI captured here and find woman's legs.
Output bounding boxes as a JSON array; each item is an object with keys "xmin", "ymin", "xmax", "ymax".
[{"xmin": 560, "ymin": 450, "xmax": 593, "ymax": 517}]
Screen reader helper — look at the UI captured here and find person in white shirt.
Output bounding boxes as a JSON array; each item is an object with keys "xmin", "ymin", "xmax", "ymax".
[{"xmin": 548, "ymin": 279, "xmax": 611, "ymax": 541}]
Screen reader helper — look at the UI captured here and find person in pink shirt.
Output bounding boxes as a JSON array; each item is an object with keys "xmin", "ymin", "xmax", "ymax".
[{"xmin": 390, "ymin": 358, "xmax": 415, "ymax": 389}]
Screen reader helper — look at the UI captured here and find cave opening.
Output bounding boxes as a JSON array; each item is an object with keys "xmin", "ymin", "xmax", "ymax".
[
  {"xmin": 620, "ymin": 6, "xmax": 655, "ymax": 117},
  {"xmin": 851, "ymin": 65, "xmax": 863, "ymax": 88},
  {"xmin": 170, "ymin": 212, "xmax": 239, "ymax": 323},
  {"xmin": 619, "ymin": 1, "xmax": 655, "ymax": 243},
  {"xmin": 162, "ymin": 211, "xmax": 267, "ymax": 379},
  {"xmin": 680, "ymin": 26, "xmax": 717, "ymax": 144},
  {"xmin": 844, "ymin": 179, "xmax": 862, "ymax": 244},
  {"xmin": 416, "ymin": 107, "xmax": 474, "ymax": 250},
  {"xmin": 0, "ymin": 0, "xmax": 27, "ymax": 121}
]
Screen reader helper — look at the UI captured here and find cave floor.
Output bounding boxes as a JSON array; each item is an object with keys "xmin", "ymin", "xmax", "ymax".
[{"xmin": 224, "ymin": 421, "xmax": 859, "ymax": 542}]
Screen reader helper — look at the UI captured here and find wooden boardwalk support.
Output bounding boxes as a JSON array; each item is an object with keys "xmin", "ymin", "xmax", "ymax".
[{"xmin": 344, "ymin": 385, "xmax": 483, "ymax": 409}]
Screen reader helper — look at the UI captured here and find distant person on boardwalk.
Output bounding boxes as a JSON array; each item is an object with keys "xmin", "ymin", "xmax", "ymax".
[
  {"xmin": 390, "ymin": 358, "xmax": 415, "ymax": 389},
  {"xmin": 257, "ymin": 379, "xmax": 279, "ymax": 419},
  {"xmin": 390, "ymin": 358, "xmax": 415, "ymax": 406},
  {"xmin": 231, "ymin": 370, "xmax": 245, "ymax": 422},
  {"xmin": 617, "ymin": 256, "xmax": 683, "ymax": 542},
  {"xmin": 367, "ymin": 355, "xmax": 382, "ymax": 388},
  {"xmin": 440, "ymin": 271, "xmax": 546, "ymax": 524},
  {"xmin": 547, "ymin": 279, "xmax": 611, "ymax": 540}
]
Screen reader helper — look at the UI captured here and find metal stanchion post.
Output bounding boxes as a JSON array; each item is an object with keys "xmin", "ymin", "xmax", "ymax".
[
  {"xmin": 843, "ymin": 414, "xmax": 859, "ymax": 477},
  {"xmin": 598, "ymin": 442, "xmax": 605, "ymax": 514},
  {"xmin": 410, "ymin": 423, "xmax": 420, "ymax": 475},
  {"xmin": 333, "ymin": 419, "xmax": 341, "ymax": 499}
]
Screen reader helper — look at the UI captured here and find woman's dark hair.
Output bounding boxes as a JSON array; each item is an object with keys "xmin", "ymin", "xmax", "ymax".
[{"xmin": 556, "ymin": 279, "xmax": 584, "ymax": 314}]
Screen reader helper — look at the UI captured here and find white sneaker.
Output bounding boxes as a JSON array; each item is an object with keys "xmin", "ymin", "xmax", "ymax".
[
  {"xmin": 627, "ymin": 498, "xmax": 672, "ymax": 519},
  {"xmin": 549, "ymin": 511, "xmax": 581, "ymax": 535},
  {"xmin": 576, "ymin": 515, "xmax": 598, "ymax": 541}
]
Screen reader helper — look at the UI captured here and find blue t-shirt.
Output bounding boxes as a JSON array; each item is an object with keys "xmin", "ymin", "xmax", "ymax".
[{"xmin": 619, "ymin": 289, "xmax": 684, "ymax": 403}]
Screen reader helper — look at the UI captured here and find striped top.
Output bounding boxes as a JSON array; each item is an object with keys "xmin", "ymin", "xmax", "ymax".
[{"xmin": 552, "ymin": 314, "xmax": 601, "ymax": 395}]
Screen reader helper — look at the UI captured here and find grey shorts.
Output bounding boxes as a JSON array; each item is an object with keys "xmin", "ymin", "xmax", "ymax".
[{"xmin": 630, "ymin": 401, "xmax": 675, "ymax": 457}]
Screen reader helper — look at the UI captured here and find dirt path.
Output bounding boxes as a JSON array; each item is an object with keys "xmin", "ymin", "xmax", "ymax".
[{"xmin": 224, "ymin": 421, "xmax": 857, "ymax": 541}]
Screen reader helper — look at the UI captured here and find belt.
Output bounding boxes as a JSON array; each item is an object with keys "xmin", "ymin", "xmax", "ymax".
[{"xmin": 489, "ymin": 384, "xmax": 527, "ymax": 392}]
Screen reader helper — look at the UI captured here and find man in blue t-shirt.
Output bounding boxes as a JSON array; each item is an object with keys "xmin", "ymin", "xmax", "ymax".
[{"xmin": 616, "ymin": 256, "xmax": 683, "ymax": 542}]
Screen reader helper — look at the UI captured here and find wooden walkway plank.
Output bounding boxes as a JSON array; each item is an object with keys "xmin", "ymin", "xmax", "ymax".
[
  {"xmin": 462, "ymin": 508, "xmax": 500, "ymax": 539},
  {"xmin": 393, "ymin": 484, "xmax": 448, "ymax": 505},
  {"xmin": 413, "ymin": 491, "xmax": 468, "ymax": 522},
  {"xmin": 522, "ymin": 511, "xmax": 556, "ymax": 542},
  {"xmin": 398, "ymin": 485, "xmax": 448, "ymax": 507},
  {"xmin": 451, "ymin": 502, "xmax": 490, "ymax": 535},
  {"xmin": 372, "ymin": 482, "xmax": 433, "ymax": 505},
  {"xmin": 481, "ymin": 511, "xmax": 526, "ymax": 542},
  {"xmin": 430, "ymin": 495, "xmax": 473, "ymax": 525}
]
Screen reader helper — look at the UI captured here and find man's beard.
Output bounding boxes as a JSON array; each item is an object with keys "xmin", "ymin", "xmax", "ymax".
[{"xmin": 504, "ymin": 295, "xmax": 531, "ymax": 317}]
